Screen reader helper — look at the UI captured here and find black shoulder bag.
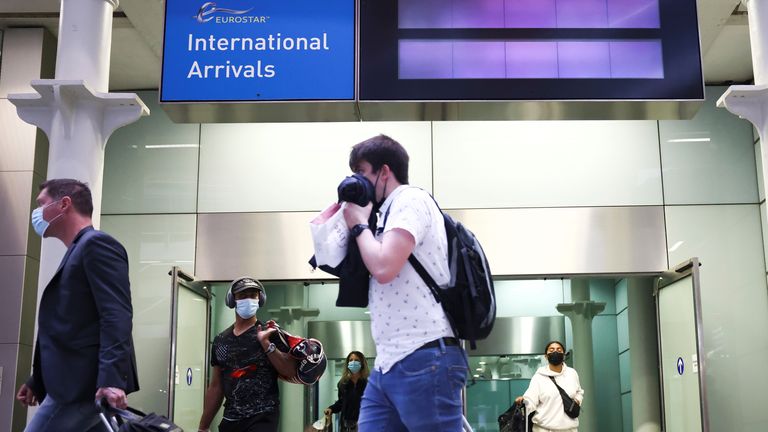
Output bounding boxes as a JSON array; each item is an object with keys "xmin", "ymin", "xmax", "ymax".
[{"xmin": 549, "ymin": 376, "xmax": 580, "ymax": 419}]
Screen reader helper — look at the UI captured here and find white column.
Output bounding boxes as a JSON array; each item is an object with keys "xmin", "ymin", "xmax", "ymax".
[
  {"xmin": 6, "ymin": 2, "xmax": 148, "ymax": 423},
  {"xmin": 8, "ymin": 0, "xmax": 148, "ymax": 289},
  {"xmin": 556, "ymin": 279, "xmax": 605, "ymax": 432},
  {"xmin": 718, "ymin": 0, "xmax": 768, "ymax": 141}
]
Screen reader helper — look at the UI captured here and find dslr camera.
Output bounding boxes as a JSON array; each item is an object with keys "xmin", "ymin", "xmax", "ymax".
[{"xmin": 337, "ymin": 173, "xmax": 375, "ymax": 207}]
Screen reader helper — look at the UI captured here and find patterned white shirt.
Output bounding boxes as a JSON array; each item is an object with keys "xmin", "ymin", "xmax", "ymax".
[{"xmin": 369, "ymin": 185, "xmax": 454, "ymax": 373}]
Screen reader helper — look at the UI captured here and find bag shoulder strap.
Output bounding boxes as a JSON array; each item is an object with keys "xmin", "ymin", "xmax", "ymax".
[
  {"xmin": 548, "ymin": 376, "xmax": 567, "ymax": 392},
  {"xmin": 380, "ymin": 188, "xmax": 443, "ymax": 301}
]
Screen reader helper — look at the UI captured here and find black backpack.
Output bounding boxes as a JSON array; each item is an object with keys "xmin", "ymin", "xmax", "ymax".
[{"xmin": 384, "ymin": 190, "xmax": 497, "ymax": 349}]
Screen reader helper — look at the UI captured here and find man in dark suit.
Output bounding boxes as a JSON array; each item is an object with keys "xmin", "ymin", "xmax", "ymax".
[{"xmin": 16, "ymin": 179, "xmax": 139, "ymax": 432}]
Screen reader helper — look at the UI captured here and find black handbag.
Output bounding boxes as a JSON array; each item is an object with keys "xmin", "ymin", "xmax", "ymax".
[
  {"xmin": 549, "ymin": 376, "xmax": 580, "ymax": 418},
  {"xmin": 498, "ymin": 402, "xmax": 534, "ymax": 432}
]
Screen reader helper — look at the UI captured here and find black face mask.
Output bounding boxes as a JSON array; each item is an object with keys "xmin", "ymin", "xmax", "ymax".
[{"xmin": 547, "ymin": 351, "xmax": 564, "ymax": 366}]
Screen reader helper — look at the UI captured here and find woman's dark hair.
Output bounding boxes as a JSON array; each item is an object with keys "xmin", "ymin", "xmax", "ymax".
[
  {"xmin": 39, "ymin": 179, "xmax": 93, "ymax": 217},
  {"xmin": 339, "ymin": 351, "xmax": 369, "ymax": 384},
  {"xmin": 349, "ymin": 134, "xmax": 409, "ymax": 184},
  {"xmin": 544, "ymin": 340, "xmax": 566, "ymax": 354}
]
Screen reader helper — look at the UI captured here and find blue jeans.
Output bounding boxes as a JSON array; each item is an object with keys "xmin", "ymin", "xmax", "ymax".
[
  {"xmin": 358, "ymin": 341, "xmax": 468, "ymax": 431},
  {"xmin": 24, "ymin": 395, "xmax": 103, "ymax": 432}
]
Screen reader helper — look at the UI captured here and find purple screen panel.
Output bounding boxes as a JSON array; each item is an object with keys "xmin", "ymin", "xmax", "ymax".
[
  {"xmin": 399, "ymin": 39, "xmax": 664, "ymax": 79},
  {"xmin": 610, "ymin": 41, "xmax": 663, "ymax": 78},
  {"xmin": 398, "ymin": 0, "xmax": 450, "ymax": 29},
  {"xmin": 558, "ymin": 41, "xmax": 611, "ymax": 78},
  {"xmin": 505, "ymin": 0, "xmax": 557, "ymax": 28},
  {"xmin": 556, "ymin": 0, "xmax": 608, "ymax": 28},
  {"xmin": 453, "ymin": 0, "xmax": 505, "ymax": 28},
  {"xmin": 399, "ymin": 41, "xmax": 454, "ymax": 79},
  {"xmin": 453, "ymin": 42, "xmax": 506, "ymax": 78},
  {"xmin": 506, "ymin": 42, "xmax": 559, "ymax": 78},
  {"xmin": 608, "ymin": 0, "xmax": 660, "ymax": 28},
  {"xmin": 399, "ymin": 0, "xmax": 659, "ymax": 29}
]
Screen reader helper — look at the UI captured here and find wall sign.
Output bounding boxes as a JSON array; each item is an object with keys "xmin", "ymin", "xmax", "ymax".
[{"xmin": 161, "ymin": 0, "xmax": 355, "ymax": 102}]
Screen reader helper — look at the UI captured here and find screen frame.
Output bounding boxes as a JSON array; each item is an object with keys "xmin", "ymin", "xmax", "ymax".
[{"xmin": 359, "ymin": 0, "xmax": 704, "ymax": 101}]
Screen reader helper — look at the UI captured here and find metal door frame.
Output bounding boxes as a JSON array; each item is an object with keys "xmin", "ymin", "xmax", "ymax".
[
  {"xmin": 168, "ymin": 266, "xmax": 211, "ymax": 420},
  {"xmin": 654, "ymin": 257, "xmax": 709, "ymax": 432}
]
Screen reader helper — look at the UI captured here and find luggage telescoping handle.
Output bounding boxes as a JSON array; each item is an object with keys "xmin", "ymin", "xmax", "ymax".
[{"xmin": 97, "ymin": 398, "xmax": 119, "ymax": 432}]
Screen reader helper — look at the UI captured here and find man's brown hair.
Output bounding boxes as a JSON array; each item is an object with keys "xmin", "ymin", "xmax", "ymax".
[
  {"xmin": 349, "ymin": 134, "xmax": 410, "ymax": 184},
  {"xmin": 40, "ymin": 179, "xmax": 94, "ymax": 217}
]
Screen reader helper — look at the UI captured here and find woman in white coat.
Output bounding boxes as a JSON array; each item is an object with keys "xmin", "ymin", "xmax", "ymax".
[{"xmin": 515, "ymin": 341, "xmax": 584, "ymax": 432}]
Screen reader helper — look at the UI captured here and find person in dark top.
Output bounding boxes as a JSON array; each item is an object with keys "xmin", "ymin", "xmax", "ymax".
[
  {"xmin": 325, "ymin": 351, "xmax": 370, "ymax": 432},
  {"xmin": 198, "ymin": 277, "xmax": 296, "ymax": 432}
]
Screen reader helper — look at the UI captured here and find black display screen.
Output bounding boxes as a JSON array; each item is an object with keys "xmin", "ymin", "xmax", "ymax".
[{"xmin": 360, "ymin": 0, "xmax": 704, "ymax": 101}]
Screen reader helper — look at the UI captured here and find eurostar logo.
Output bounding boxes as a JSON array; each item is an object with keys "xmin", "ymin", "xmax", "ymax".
[{"xmin": 195, "ymin": 2, "xmax": 255, "ymax": 23}]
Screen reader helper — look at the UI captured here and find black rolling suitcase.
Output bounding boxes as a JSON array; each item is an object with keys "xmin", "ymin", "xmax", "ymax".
[{"xmin": 98, "ymin": 400, "xmax": 183, "ymax": 432}]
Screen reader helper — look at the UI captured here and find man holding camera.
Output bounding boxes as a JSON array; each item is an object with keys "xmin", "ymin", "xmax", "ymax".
[{"xmin": 342, "ymin": 135, "xmax": 468, "ymax": 431}]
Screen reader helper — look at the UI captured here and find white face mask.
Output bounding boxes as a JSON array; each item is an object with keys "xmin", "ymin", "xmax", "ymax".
[
  {"xmin": 235, "ymin": 298, "xmax": 259, "ymax": 319},
  {"xmin": 30, "ymin": 200, "xmax": 63, "ymax": 237}
]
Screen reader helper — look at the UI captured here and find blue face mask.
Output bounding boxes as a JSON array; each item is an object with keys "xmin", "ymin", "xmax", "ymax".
[
  {"xmin": 235, "ymin": 298, "xmax": 259, "ymax": 319},
  {"xmin": 30, "ymin": 200, "xmax": 63, "ymax": 237},
  {"xmin": 347, "ymin": 360, "xmax": 362, "ymax": 374}
]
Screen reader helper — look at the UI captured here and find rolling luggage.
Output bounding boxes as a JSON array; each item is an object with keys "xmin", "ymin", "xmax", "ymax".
[{"xmin": 98, "ymin": 400, "xmax": 183, "ymax": 432}]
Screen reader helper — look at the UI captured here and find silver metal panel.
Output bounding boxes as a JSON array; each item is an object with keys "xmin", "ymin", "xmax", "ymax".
[
  {"xmin": 472, "ymin": 316, "xmax": 566, "ymax": 356},
  {"xmin": 306, "ymin": 317, "xmax": 565, "ymax": 359},
  {"xmin": 307, "ymin": 320, "xmax": 376, "ymax": 359},
  {"xmin": 196, "ymin": 206, "xmax": 667, "ymax": 281},
  {"xmin": 446, "ymin": 206, "xmax": 668, "ymax": 276},
  {"xmin": 0, "ymin": 28, "xmax": 55, "ymax": 98},
  {"xmin": 0, "ymin": 256, "xmax": 26, "ymax": 345},
  {"xmin": 161, "ymin": 101, "xmax": 359, "ymax": 123},
  {"xmin": 0, "ymin": 171, "xmax": 35, "ymax": 256},
  {"xmin": 358, "ymin": 100, "xmax": 703, "ymax": 121},
  {"xmin": 162, "ymin": 99, "xmax": 702, "ymax": 123},
  {"xmin": 196, "ymin": 212, "xmax": 319, "ymax": 281}
]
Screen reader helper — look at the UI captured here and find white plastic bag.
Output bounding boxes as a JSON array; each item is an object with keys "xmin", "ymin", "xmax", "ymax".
[
  {"xmin": 311, "ymin": 416, "xmax": 329, "ymax": 430},
  {"xmin": 310, "ymin": 202, "xmax": 349, "ymax": 267}
]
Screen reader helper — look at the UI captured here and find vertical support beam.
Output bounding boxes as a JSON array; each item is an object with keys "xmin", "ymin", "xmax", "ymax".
[
  {"xmin": 557, "ymin": 278, "xmax": 605, "ymax": 432},
  {"xmin": 0, "ymin": 28, "xmax": 55, "ymax": 432},
  {"xmin": 627, "ymin": 278, "xmax": 661, "ymax": 432},
  {"xmin": 6, "ymin": 1, "xmax": 148, "ymax": 427}
]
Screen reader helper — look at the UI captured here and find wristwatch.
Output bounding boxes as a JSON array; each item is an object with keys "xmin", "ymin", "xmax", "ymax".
[
  {"xmin": 265, "ymin": 342, "xmax": 276, "ymax": 355},
  {"xmin": 351, "ymin": 224, "xmax": 370, "ymax": 238}
]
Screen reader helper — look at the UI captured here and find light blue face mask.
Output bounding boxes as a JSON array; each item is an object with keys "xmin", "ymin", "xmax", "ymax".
[
  {"xmin": 235, "ymin": 298, "xmax": 259, "ymax": 319},
  {"xmin": 30, "ymin": 200, "xmax": 63, "ymax": 237},
  {"xmin": 347, "ymin": 360, "xmax": 362, "ymax": 374}
]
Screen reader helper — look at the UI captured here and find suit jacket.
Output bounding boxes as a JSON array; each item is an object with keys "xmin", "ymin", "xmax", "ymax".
[{"xmin": 28, "ymin": 226, "xmax": 139, "ymax": 403}]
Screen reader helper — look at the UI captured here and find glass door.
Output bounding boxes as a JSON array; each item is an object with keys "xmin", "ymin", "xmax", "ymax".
[
  {"xmin": 169, "ymin": 267, "xmax": 211, "ymax": 431},
  {"xmin": 656, "ymin": 258, "xmax": 709, "ymax": 432}
]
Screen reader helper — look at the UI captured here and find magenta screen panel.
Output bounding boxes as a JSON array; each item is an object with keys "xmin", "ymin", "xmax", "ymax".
[{"xmin": 360, "ymin": 0, "xmax": 702, "ymax": 101}]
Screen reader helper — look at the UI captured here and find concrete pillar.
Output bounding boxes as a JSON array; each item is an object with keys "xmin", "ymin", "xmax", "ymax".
[
  {"xmin": 0, "ymin": 28, "xmax": 56, "ymax": 432},
  {"xmin": 626, "ymin": 278, "xmax": 661, "ymax": 432},
  {"xmin": 557, "ymin": 278, "xmax": 605, "ymax": 432}
]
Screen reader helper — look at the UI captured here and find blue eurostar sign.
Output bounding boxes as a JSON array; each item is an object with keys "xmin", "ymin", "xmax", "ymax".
[{"xmin": 161, "ymin": 0, "xmax": 355, "ymax": 102}]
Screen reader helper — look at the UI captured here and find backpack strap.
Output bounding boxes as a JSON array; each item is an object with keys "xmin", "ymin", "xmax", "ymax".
[
  {"xmin": 381, "ymin": 195, "xmax": 443, "ymax": 306},
  {"xmin": 381, "ymin": 191, "xmax": 461, "ymax": 339}
]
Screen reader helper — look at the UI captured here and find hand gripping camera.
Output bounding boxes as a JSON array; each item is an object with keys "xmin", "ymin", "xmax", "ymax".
[{"xmin": 337, "ymin": 173, "xmax": 375, "ymax": 207}]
